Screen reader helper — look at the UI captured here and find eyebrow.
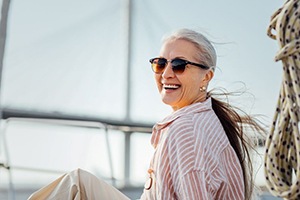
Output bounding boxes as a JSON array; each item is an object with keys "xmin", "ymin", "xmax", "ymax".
[{"xmin": 158, "ymin": 56, "xmax": 188, "ymax": 60}]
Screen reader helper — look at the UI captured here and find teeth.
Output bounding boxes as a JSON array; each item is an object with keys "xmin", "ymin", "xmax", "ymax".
[{"xmin": 164, "ymin": 84, "xmax": 179, "ymax": 89}]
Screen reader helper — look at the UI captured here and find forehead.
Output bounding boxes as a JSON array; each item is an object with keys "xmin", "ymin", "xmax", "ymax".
[{"xmin": 159, "ymin": 39, "xmax": 198, "ymax": 59}]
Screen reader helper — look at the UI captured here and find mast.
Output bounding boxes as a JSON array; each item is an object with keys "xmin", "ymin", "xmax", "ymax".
[
  {"xmin": 123, "ymin": 0, "xmax": 133, "ymax": 186},
  {"xmin": 124, "ymin": 0, "xmax": 133, "ymax": 122},
  {"xmin": 0, "ymin": 0, "xmax": 10, "ymax": 121}
]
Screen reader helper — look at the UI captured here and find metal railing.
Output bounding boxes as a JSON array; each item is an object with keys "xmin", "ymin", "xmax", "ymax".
[{"xmin": 0, "ymin": 108, "xmax": 154, "ymax": 200}]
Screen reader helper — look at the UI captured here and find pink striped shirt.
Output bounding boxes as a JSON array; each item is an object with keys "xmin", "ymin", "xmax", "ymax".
[{"xmin": 140, "ymin": 98, "xmax": 245, "ymax": 200}]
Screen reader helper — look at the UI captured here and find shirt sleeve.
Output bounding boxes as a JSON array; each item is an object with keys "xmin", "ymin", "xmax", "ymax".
[
  {"xmin": 176, "ymin": 146, "xmax": 245, "ymax": 200},
  {"xmin": 177, "ymin": 170, "xmax": 212, "ymax": 200}
]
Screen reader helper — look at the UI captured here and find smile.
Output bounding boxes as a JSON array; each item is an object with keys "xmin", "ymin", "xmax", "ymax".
[{"xmin": 163, "ymin": 84, "xmax": 180, "ymax": 90}]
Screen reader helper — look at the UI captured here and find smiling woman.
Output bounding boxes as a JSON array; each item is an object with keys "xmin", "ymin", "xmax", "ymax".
[
  {"xmin": 141, "ymin": 29, "xmax": 267, "ymax": 200},
  {"xmin": 28, "ymin": 29, "xmax": 266, "ymax": 200}
]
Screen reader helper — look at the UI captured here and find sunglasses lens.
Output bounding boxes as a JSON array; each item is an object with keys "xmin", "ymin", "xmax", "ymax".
[
  {"xmin": 151, "ymin": 58, "xmax": 167, "ymax": 73},
  {"xmin": 171, "ymin": 59, "xmax": 186, "ymax": 74},
  {"xmin": 150, "ymin": 58, "xmax": 187, "ymax": 74}
]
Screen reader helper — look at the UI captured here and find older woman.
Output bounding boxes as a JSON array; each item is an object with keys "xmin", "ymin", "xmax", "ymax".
[
  {"xmin": 28, "ymin": 29, "xmax": 263, "ymax": 200},
  {"xmin": 141, "ymin": 28, "xmax": 254, "ymax": 200}
]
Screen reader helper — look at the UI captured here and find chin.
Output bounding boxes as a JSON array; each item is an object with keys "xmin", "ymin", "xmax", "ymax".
[{"xmin": 161, "ymin": 99, "xmax": 175, "ymax": 107}]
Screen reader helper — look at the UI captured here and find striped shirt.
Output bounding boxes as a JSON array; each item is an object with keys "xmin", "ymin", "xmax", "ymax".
[{"xmin": 140, "ymin": 98, "xmax": 245, "ymax": 200}]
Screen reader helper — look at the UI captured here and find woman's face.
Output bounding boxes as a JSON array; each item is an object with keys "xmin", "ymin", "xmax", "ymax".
[{"xmin": 155, "ymin": 39, "xmax": 213, "ymax": 111}]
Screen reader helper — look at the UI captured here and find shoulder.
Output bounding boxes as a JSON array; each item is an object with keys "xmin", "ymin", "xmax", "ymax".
[
  {"xmin": 167, "ymin": 107, "xmax": 217, "ymax": 135},
  {"xmin": 190, "ymin": 110, "xmax": 234, "ymax": 171},
  {"xmin": 193, "ymin": 109, "xmax": 230, "ymax": 150},
  {"xmin": 165, "ymin": 109, "xmax": 228, "ymax": 152},
  {"xmin": 164, "ymin": 109, "xmax": 228, "ymax": 162}
]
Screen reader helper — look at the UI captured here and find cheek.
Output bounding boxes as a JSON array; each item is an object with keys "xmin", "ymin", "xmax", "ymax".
[
  {"xmin": 181, "ymin": 79, "xmax": 204, "ymax": 99},
  {"xmin": 193, "ymin": 74, "xmax": 206, "ymax": 87},
  {"xmin": 182, "ymin": 75, "xmax": 202, "ymax": 91}
]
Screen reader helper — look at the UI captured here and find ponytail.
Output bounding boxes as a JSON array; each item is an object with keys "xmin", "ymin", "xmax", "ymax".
[{"xmin": 210, "ymin": 94, "xmax": 266, "ymax": 200}]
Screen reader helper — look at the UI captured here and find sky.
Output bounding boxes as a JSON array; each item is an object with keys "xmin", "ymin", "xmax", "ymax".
[{"xmin": 0, "ymin": 0, "xmax": 286, "ymax": 188}]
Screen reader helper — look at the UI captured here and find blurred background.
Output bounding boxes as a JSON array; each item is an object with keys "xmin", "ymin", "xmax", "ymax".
[{"xmin": 0, "ymin": 0, "xmax": 284, "ymax": 199}]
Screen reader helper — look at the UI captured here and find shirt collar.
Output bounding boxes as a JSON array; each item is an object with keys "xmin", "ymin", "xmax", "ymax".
[{"xmin": 151, "ymin": 98, "xmax": 212, "ymax": 147}]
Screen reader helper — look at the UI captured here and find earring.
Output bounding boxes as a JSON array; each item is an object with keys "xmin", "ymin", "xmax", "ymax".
[{"xmin": 199, "ymin": 86, "xmax": 206, "ymax": 92}]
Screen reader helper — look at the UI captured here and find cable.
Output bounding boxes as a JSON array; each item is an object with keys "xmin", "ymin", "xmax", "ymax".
[{"xmin": 264, "ymin": 0, "xmax": 300, "ymax": 199}]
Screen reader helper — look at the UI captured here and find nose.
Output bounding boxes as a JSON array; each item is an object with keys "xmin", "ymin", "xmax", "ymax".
[{"xmin": 162, "ymin": 62, "xmax": 175, "ymax": 79}]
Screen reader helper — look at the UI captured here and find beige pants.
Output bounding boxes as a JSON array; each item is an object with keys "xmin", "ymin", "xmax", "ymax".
[{"xmin": 28, "ymin": 169, "xmax": 130, "ymax": 200}]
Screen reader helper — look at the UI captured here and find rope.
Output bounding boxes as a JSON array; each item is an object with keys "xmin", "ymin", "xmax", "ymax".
[{"xmin": 264, "ymin": 0, "xmax": 300, "ymax": 199}]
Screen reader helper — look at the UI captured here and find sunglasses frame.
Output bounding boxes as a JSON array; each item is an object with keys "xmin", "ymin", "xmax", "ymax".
[{"xmin": 149, "ymin": 57, "xmax": 210, "ymax": 74}]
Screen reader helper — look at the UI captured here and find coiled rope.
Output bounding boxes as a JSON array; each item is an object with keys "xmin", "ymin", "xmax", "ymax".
[{"xmin": 264, "ymin": 0, "xmax": 300, "ymax": 199}]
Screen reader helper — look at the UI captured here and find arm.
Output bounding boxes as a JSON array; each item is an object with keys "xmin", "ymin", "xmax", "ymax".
[{"xmin": 177, "ymin": 170, "xmax": 213, "ymax": 200}]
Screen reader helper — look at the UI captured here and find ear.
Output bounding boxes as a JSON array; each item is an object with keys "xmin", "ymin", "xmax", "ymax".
[{"xmin": 202, "ymin": 70, "xmax": 214, "ymax": 84}]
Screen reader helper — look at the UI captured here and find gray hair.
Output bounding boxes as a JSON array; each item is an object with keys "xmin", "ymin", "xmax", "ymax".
[{"xmin": 162, "ymin": 29, "xmax": 217, "ymax": 71}]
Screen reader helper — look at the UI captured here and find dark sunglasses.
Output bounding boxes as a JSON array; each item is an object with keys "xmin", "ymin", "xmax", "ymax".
[{"xmin": 149, "ymin": 57, "xmax": 209, "ymax": 74}]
